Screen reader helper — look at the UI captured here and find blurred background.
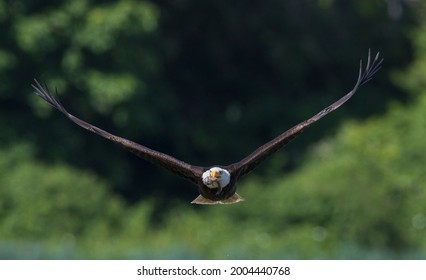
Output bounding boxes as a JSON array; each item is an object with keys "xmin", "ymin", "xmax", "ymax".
[{"xmin": 0, "ymin": 0, "xmax": 426, "ymax": 259}]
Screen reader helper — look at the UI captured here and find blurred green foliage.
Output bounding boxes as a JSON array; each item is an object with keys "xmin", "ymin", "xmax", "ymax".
[{"xmin": 0, "ymin": 0, "xmax": 425, "ymax": 258}]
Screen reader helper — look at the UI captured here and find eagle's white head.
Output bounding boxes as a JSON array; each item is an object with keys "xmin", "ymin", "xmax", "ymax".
[{"xmin": 202, "ymin": 167, "xmax": 230, "ymax": 190}]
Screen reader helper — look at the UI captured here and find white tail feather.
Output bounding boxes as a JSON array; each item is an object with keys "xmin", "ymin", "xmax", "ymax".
[{"xmin": 191, "ymin": 193, "xmax": 245, "ymax": 205}]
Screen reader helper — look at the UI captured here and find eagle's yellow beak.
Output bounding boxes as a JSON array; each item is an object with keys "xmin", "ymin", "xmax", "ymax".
[{"xmin": 211, "ymin": 170, "xmax": 221, "ymax": 179}]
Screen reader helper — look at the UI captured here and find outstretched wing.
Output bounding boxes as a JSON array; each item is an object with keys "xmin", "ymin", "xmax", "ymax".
[
  {"xmin": 32, "ymin": 80, "xmax": 204, "ymax": 184},
  {"xmin": 226, "ymin": 50, "xmax": 383, "ymax": 178}
]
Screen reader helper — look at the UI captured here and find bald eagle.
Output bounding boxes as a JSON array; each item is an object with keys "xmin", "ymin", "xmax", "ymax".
[{"xmin": 33, "ymin": 50, "xmax": 382, "ymax": 205}]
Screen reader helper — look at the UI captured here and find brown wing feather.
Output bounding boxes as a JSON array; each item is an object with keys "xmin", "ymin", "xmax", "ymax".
[
  {"xmin": 226, "ymin": 50, "xmax": 383, "ymax": 178},
  {"xmin": 32, "ymin": 80, "xmax": 204, "ymax": 184}
]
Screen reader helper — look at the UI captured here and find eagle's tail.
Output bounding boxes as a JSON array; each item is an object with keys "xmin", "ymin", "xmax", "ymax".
[{"xmin": 191, "ymin": 193, "xmax": 244, "ymax": 205}]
